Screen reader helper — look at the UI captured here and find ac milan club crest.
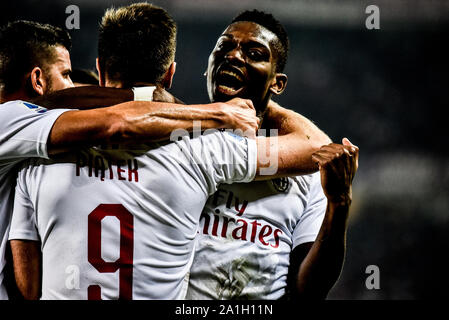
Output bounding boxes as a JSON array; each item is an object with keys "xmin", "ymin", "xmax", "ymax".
[{"xmin": 271, "ymin": 177, "xmax": 290, "ymax": 193}]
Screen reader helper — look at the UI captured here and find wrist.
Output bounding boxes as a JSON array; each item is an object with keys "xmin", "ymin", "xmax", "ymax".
[
  {"xmin": 211, "ymin": 103, "xmax": 230, "ymax": 128},
  {"xmin": 326, "ymin": 186, "xmax": 352, "ymax": 207},
  {"xmin": 328, "ymin": 197, "xmax": 352, "ymax": 208},
  {"xmin": 103, "ymin": 106, "xmax": 126, "ymax": 141},
  {"xmin": 327, "ymin": 197, "xmax": 351, "ymax": 223}
]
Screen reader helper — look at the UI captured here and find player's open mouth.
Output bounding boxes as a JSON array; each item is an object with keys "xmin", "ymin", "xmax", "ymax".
[{"xmin": 216, "ymin": 69, "xmax": 245, "ymax": 95}]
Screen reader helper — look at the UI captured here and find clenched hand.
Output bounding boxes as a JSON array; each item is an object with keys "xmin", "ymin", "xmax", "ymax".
[{"xmin": 312, "ymin": 138, "xmax": 359, "ymax": 204}]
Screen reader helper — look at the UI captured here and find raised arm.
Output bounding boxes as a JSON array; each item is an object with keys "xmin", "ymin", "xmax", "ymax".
[
  {"xmin": 29, "ymin": 86, "xmax": 260, "ymax": 154},
  {"xmin": 47, "ymin": 97, "xmax": 259, "ymax": 155},
  {"xmin": 288, "ymin": 138, "xmax": 359, "ymax": 299}
]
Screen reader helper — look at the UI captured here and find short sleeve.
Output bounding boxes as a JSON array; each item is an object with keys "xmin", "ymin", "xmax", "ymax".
[
  {"xmin": 171, "ymin": 131, "xmax": 257, "ymax": 194},
  {"xmin": 0, "ymin": 100, "xmax": 68, "ymax": 162},
  {"xmin": 292, "ymin": 172, "xmax": 327, "ymax": 248},
  {"xmin": 8, "ymin": 164, "xmax": 39, "ymax": 241}
]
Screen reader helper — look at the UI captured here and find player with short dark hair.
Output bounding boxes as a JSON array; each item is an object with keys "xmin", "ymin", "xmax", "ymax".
[
  {"xmin": 232, "ymin": 10, "xmax": 289, "ymax": 73},
  {"xmin": 0, "ymin": 17, "xmax": 259, "ymax": 300},
  {"xmin": 186, "ymin": 10, "xmax": 358, "ymax": 300},
  {"xmin": 98, "ymin": 3, "xmax": 177, "ymax": 88},
  {"xmin": 7, "ymin": 3, "xmax": 328, "ymax": 300},
  {"xmin": 0, "ymin": 20, "xmax": 73, "ymax": 100},
  {"xmin": 0, "ymin": 20, "xmax": 75, "ymax": 299}
]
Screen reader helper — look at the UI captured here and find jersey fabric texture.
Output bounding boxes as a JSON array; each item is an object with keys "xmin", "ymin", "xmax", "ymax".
[
  {"xmin": 186, "ymin": 173, "xmax": 327, "ymax": 299},
  {"xmin": 0, "ymin": 100, "xmax": 68, "ymax": 299},
  {"xmin": 9, "ymin": 131, "xmax": 257, "ymax": 299}
]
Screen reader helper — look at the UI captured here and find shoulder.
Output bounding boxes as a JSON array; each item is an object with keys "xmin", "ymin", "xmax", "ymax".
[
  {"xmin": 264, "ymin": 100, "xmax": 302, "ymax": 129},
  {"xmin": 0, "ymin": 100, "xmax": 59, "ymax": 127},
  {"xmin": 265, "ymin": 100, "xmax": 294, "ymax": 120},
  {"xmin": 291, "ymin": 172, "xmax": 322, "ymax": 194},
  {"xmin": 0, "ymin": 100, "xmax": 46, "ymax": 113}
]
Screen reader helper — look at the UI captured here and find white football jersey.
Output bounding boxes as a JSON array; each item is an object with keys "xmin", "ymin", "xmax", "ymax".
[
  {"xmin": 186, "ymin": 173, "xmax": 327, "ymax": 299},
  {"xmin": 0, "ymin": 100, "xmax": 68, "ymax": 300},
  {"xmin": 9, "ymin": 131, "xmax": 257, "ymax": 299}
]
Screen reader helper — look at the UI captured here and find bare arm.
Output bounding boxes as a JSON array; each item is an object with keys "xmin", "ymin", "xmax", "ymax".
[
  {"xmin": 287, "ymin": 139, "xmax": 359, "ymax": 299},
  {"xmin": 9, "ymin": 240, "xmax": 41, "ymax": 300},
  {"xmin": 254, "ymin": 101, "xmax": 332, "ymax": 178},
  {"xmin": 48, "ymin": 98, "xmax": 259, "ymax": 155},
  {"xmin": 27, "ymin": 87, "xmax": 259, "ymax": 154},
  {"xmin": 32, "ymin": 86, "xmax": 185, "ymax": 110},
  {"xmin": 264, "ymin": 100, "xmax": 331, "ymax": 144},
  {"xmin": 31, "ymin": 86, "xmax": 134, "ymax": 110}
]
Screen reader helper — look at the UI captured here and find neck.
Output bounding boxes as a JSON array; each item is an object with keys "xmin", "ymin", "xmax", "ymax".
[
  {"xmin": 131, "ymin": 82, "xmax": 158, "ymax": 87},
  {"xmin": 105, "ymin": 78, "xmax": 159, "ymax": 89},
  {"xmin": 0, "ymin": 89, "xmax": 31, "ymax": 103}
]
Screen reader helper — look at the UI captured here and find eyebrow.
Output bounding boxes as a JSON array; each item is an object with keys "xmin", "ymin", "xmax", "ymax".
[
  {"xmin": 220, "ymin": 34, "xmax": 270, "ymax": 49},
  {"xmin": 221, "ymin": 33, "xmax": 234, "ymax": 39}
]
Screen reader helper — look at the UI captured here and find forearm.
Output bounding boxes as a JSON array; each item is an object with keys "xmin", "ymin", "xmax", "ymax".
[
  {"xmin": 255, "ymin": 134, "xmax": 324, "ymax": 179},
  {"xmin": 48, "ymin": 101, "xmax": 235, "ymax": 154},
  {"xmin": 10, "ymin": 240, "xmax": 41, "ymax": 300},
  {"xmin": 31, "ymin": 86, "xmax": 133, "ymax": 110},
  {"xmin": 294, "ymin": 201, "xmax": 350, "ymax": 299}
]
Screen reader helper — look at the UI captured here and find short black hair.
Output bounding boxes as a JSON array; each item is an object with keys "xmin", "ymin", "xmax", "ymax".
[
  {"xmin": 231, "ymin": 10, "xmax": 289, "ymax": 73},
  {"xmin": 0, "ymin": 20, "xmax": 71, "ymax": 96},
  {"xmin": 98, "ymin": 2, "xmax": 177, "ymax": 87}
]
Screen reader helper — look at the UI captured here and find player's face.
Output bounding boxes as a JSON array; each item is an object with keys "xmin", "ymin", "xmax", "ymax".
[
  {"xmin": 44, "ymin": 45, "xmax": 74, "ymax": 94},
  {"xmin": 207, "ymin": 21, "xmax": 279, "ymax": 112}
]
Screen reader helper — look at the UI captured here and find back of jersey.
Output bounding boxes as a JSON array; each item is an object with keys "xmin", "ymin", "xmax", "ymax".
[{"xmin": 9, "ymin": 132, "xmax": 256, "ymax": 299}]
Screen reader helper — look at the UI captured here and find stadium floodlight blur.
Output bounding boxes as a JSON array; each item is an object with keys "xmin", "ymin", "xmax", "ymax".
[{"xmin": 52, "ymin": 0, "xmax": 449, "ymax": 26}]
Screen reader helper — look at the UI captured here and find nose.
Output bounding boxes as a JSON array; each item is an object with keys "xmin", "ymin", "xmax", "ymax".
[{"xmin": 225, "ymin": 46, "xmax": 245, "ymax": 66}]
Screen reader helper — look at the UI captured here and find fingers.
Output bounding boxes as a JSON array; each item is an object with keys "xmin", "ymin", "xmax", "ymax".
[
  {"xmin": 228, "ymin": 98, "xmax": 255, "ymax": 111},
  {"xmin": 311, "ymin": 148, "xmax": 345, "ymax": 178},
  {"xmin": 342, "ymin": 137, "xmax": 358, "ymax": 156},
  {"xmin": 342, "ymin": 137, "xmax": 359, "ymax": 171},
  {"xmin": 342, "ymin": 137, "xmax": 352, "ymax": 147},
  {"xmin": 244, "ymin": 99, "xmax": 255, "ymax": 111},
  {"xmin": 312, "ymin": 139, "xmax": 359, "ymax": 177},
  {"xmin": 312, "ymin": 138, "xmax": 359, "ymax": 203}
]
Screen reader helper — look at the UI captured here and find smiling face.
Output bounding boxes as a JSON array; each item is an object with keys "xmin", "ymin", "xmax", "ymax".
[{"xmin": 207, "ymin": 21, "xmax": 286, "ymax": 113}]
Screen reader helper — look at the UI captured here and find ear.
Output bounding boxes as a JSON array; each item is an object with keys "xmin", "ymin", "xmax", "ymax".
[
  {"xmin": 162, "ymin": 62, "xmax": 176, "ymax": 89},
  {"xmin": 269, "ymin": 73, "xmax": 288, "ymax": 96},
  {"xmin": 96, "ymin": 58, "xmax": 105, "ymax": 87},
  {"xmin": 30, "ymin": 67, "xmax": 46, "ymax": 96}
]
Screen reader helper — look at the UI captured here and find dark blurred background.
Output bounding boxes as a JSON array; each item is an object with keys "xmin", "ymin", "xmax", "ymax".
[{"xmin": 1, "ymin": 0, "xmax": 448, "ymax": 299}]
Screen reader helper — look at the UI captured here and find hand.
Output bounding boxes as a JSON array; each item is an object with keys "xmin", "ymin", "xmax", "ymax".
[
  {"xmin": 220, "ymin": 98, "xmax": 260, "ymax": 139},
  {"xmin": 311, "ymin": 138, "xmax": 359, "ymax": 204}
]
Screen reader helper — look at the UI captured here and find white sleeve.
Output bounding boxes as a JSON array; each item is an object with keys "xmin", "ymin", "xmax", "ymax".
[
  {"xmin": 8, "ymin": 163, "xmax": 39, "ymax": 241},
  {"xmin": 0, "ymin": 100, "xmax": 68, "ymax": 161},
  {"xmin": 173, "ymin": 131, "xmax": 257, "ymax": 193},
  {"xmin": 292, "ymin": 172, "xmax": 327, "ymax": 248}
]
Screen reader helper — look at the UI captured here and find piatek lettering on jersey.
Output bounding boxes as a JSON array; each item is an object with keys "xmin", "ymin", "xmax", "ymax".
[
  {"xmin": 76, "ymin": 152, "xmax": 139, "ymax": 182},
  {"xmin": 198, "ymin": 187, "xmax": 283, "ymax": 248}
]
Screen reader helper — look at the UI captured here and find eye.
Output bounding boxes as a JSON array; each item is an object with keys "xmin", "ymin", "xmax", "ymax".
[
  {"xmin": 215, "ymin": 39, "xmax": 233, "ymax": 52},
  {"xmin": 247, "ymin": 49, "xmax": 263, "ymax": 60},
  {"xmin": 63, "ymin": 71, "xmax": 72, "ymax": 78}
]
